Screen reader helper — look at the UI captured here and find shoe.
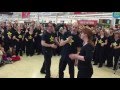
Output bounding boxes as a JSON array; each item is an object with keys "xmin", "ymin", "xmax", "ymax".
[
  {"xmin": 45, "ymin": 76, "xmax": 53, "ymax": 78},
  {"xmin": 37, "ymin": 53, "xmax": 40, "ymax": 55},
  {"xmin": 40, "ymin": 71, "xmax": 46, "ymax": 74},
  {"xmin": 98, "ymin": 65, "xmax": 102, "ymax": 68},
  {"xmin": 107, "ymin": 65, "xmax": 113, "ymax": 67},
  {"xmin": 30, "ymin": 55, "xmax": 33, "ymax": 57},
  {"xmin": 93, "ymin": 63, "xmax": 97, "ymax": 65},
  {"xmin": 26, "ymin": 54, "xmax": 29, "ymax": 56},
  {"xmin": 113, "ymin": 68, "xmax": 116, "ymax": 70}
]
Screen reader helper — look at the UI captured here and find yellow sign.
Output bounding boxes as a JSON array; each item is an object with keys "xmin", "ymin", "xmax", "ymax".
[
  {"xmin": 50, "ymin": 36, "xmax": 54, "ymax": 42},
  {"xmin": 18, "ymin": 35, "xmax": 22, "ymax": 38},
  {"xmin": 29, "ymin": 35, "xmax": 32, "ymax": 39},
  {"xmin": 7, "ymin": 32, "xmax": 12, "ymax": 36},
  {"xmin": 113, "ymin": 42, "xmax": 117, "ymax": 47},
  {"xmin": 66, "ymin": 38, "xmax": 74, "ymax": 45},
  {"xmin": 98, "ymin": 39, "xmax": 103, "ymax": 44}
]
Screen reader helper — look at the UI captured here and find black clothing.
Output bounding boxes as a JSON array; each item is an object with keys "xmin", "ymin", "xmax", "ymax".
[{"xmin": 78, "ymin": 43, "xmax": 94, "ymax": 78}]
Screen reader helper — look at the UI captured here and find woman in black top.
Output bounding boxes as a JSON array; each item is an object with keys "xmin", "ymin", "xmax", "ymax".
[
  {"xmin": 14, "ymin": 26, "xmax": 24, "ymax": 56},
  {"xmin": 94, "ymin": 30, "xmax": 107, "ymax": 67},
  {"xmin": 69, "ymin": 28, "xmax": 94, "ymax": 78},
  {"xmin": 110, "ymin": 32, "xmax": 120, "ymax": 70},
  {"xmin": 25, "ymin": 26, "xmax": 35, "ymax": 56},
  {"xmin": 106, "ymin": 30, "xmax": 114, "ymax": 67}
]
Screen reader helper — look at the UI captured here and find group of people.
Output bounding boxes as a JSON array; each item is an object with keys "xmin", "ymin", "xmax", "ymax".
[
  {"xmin": 0, "ymin": 20, "xmax": 120, "ymax": 78},
  {"xmin": 0, "ymin": 21, "xmax": 43, "ymax": 57},
  {"xmin": 40, "ymin": 22, "xmax": 120, "ymax": 78}
]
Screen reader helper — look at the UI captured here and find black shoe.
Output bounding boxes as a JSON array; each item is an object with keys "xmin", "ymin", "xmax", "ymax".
[
  {"xmin": 37, "ymin": 53, "xmax": 40, "ymax": 55},
  {"xmin": 107, "ymin": 65, "xmax": 113, "ymax": 67},
  {"xmin": 45, "ymin": 76, "xmax": 53, "ymax": 78},
  {"xmin": 93, "ymin": 63, "xmax": 98, "ymax": 65},
  {"xmin": 26, "ymin": 54, "xmax": 29, "ymax": 56},
  {"xmin": 40, "ymin": 71, "xmax": 46, "ymax": 74},
  {"xmin": 98, "ymin": 65, "xmax": 102, "ymax": 68},
  {"xmin": 113, "ymin": 68, "xmax": 117, "ymax": 70}
]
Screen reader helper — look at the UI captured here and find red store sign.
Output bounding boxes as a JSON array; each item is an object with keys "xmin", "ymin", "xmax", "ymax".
[{"xmin": 77, "ymin": 20, "xmax": 98, "ymax": 25}]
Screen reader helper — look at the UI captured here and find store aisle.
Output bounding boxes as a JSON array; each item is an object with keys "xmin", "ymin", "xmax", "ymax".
[{"xmin": 0, "ymin": 55, "xmax": 120, "ymax": 78}]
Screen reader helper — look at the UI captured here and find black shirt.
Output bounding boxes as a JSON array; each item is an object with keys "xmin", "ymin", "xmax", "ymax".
[
  {"xmin": 107, "ymin": 35, "xmax": 114, "ymax": 48},
  {"xmin": 15, "ymin": 31, "xmax": 24, "ymax": 42},
  {"xmin": 25, "ymin": 32, "xmax": 34, "ymax": 42},
  {"xmin": 78, "ymin": 43, "xmax": 94, "ymax": 71},
  {"xmin": 96, "ymin": 35, "xmax": 107, "ymax": 48},
  {"xmin": 61, "ymin": 31, "xmax": 83, "ymax": 56},
  {"xmin": 111, "ymin": 38, "xmax": 120, "ymax": 56},
  {"xmin": 3, "ymin": 29, "xmax": 15, "ymax": 43},
  {"xmin": 33, "ymin": 28, "xmax": 41, "ymax": 42},
  {"xmin": 42, "ymin": 31, "xmax": 55, "ymax": 52},
  {"xmin": 92, "ymin": 34, "xmax": 98, "ymax": 44}
]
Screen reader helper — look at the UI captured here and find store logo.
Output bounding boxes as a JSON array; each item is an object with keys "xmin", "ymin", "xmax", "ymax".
[{"xmin": 113, "ymin": 12, "xmax": 120, "ymax": 18}]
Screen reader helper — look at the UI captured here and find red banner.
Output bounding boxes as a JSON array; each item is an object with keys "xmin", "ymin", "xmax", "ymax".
[
  {"xmin": 22, "ymin": 12, "xmax": 30, "ymax": 18},
  {"xmin": 74, "ymin": 12, "xmax": 81, "ymax": 14},
  {"xmin": 77, "ymin": 20, "xmax": 98, "ymax": 25}
]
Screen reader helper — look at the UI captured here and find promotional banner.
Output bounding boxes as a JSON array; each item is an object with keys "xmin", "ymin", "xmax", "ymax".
[
  {"xmin": 77, "ymin": 20, "xmax": 97, "ymax": 25},
  {"xmin": 22, "ymin": 12, "xmax": 30, "ymax": 18}
]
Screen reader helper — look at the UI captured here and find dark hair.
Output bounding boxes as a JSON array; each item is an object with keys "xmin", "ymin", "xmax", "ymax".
[{"xmin": 81, "ymin": 28, "xmax": 94, "ymax": 46}]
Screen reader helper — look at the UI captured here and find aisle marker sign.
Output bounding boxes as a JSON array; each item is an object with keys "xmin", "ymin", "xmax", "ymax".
[{"xmin": 113, "ymin": 12, "xmax": 120, "ymax": 18}]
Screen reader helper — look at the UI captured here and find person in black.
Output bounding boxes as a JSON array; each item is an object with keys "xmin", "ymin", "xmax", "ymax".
[
  {"xmin": 94, "ymin": 30, "xmax": 108, "ymax": 67},
  {"xmin": 40, "ymin": 23, "xmax": 57, "ymax": 78},
  {"xmin": 14, "ymin": 26, "xmax": 24, "ymax": 56},
  {"xmin": 59, "ymin": 24, "xmax": 82, "ymax": 78},
  {"xmin": 12, "ymin": 23, "xmax": 18, "ymax": 51},
  {"xmin": 21, "ymin": 24, "xmax": 27, "ymax": 53},
  {"xmin": 25, "ymin": 26, "xmax": 35, "ymax": 56},
  {"xmin": 69, "ymin": 28, "xmax": 94, "ymax": 78},
  {"xmin": 33, "ymin": 25, "xmax": 41, "ymax": 55},
  {"xmin": 110, "ymin": 32, "xmax": 120, "ymax": 70},
  {"xmin": 92, "ymin": 30, "xmax": 98, "ymax": 62},
  {"xmin": 58, "ymin": 27, "xmax": 67, "ymax": 77},
  {"xmin": 49, "ymin": 25, "xmax": 57, "ymax": 56},
  {"xmin": 106, "ymin": 29, "xmax": 114, "ymax": 67},
  {"xmin": 3, "ymin": 24, "xmax": 15, "ymax": 52}
]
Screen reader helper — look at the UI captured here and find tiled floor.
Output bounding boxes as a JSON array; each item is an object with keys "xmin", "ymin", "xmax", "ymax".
[{"xmin": 0, "ymin": 55, "xmax": 120, "ymax": 78}]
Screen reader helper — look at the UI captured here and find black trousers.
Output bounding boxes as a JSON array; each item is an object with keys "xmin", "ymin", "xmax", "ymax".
[
  {"xmin": 41, "ymin": 51, "xmax": 52, "ymax": 78},
  {"xmin": 59, "ymin": 55, "xmax": 75, "ymax": 78},
  {"xmin": 106, "ymin": 49, "xmax": 113, "ymax": 67},
  {"xmin": 16, "ymin": 42, "xmax": 23, "ymax": 56},
  {"xmin": 4, "ymin": 42, "xmax": 9, "ymax": 52},
  {"xmin": 22, "ymin": 40, "xmax": 26, "ymax": 53},
  {"xmin": 34, "ymin": 41, "xmax": 41, "ymax": 54},
  {"xmin": 77, "ymin": 69, "xmax": 93, "ymax": 78},
  {"xmin": 113, "ymin": 56, "xmax": 119, "ymax": 69},
  {"xmin": 113, "ymin": 50, "xmax": 120, "ymax": 69},
  {"xmin": 95, "ymin": 46, "xmax": 105, "ymax": 66},
  {"xmin": 26, "ymin": 41, "xmax": 34, "ymax": 56},
  {"xmin": 4, "ymin": 41, "xmax": 14, "ymax": 52}
]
